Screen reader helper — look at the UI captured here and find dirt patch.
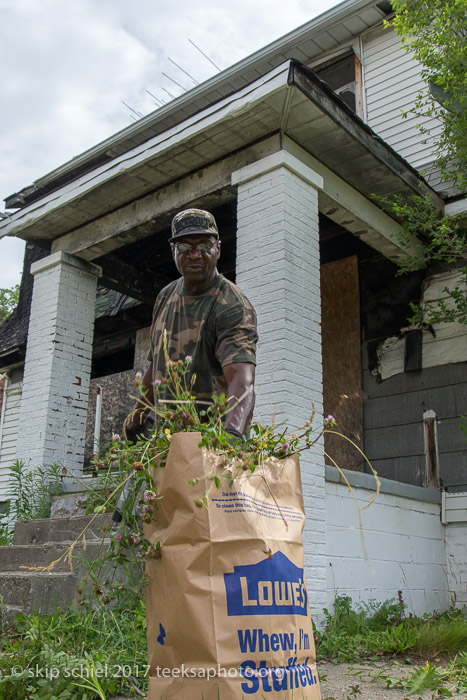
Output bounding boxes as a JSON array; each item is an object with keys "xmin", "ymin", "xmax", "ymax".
[
  {"xmin": 111, "ymin": 661, "xmax": 463, "ymax": 699},
  {"xmin": 318, "ymin": 660, "xmax": 463, "ymax": 700}
]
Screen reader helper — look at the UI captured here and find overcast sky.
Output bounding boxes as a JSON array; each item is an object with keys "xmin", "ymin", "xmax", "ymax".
[{"xmin": 0, "ymin": 0, "xmax": 341, "ymax": 289}]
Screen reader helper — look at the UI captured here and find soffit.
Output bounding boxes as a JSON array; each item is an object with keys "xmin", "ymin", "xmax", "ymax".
[{"xmin": 0, "ymin": 60, "xmax": 438, "ymax": 244}]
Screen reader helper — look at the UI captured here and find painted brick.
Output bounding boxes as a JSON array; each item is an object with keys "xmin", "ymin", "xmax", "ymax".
[
  {"xmin": 325, "ymin": 478, "xmax": 450, "ymax": 616},
  {"xmin": 234, "ymin": 156, "xmax": 326, "ymax": 619},
  {"xmin": 16, "ymin": 253, "xmax": 99, "ymax": 475}
]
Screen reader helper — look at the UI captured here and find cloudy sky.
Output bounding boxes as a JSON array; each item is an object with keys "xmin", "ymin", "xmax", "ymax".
[{"xmin": 0, "ymin": 0, "xmax": 341, "ymax": 289}]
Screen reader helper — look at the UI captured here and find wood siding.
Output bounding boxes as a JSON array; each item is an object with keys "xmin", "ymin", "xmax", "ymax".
[
  {"xmin": 0, "ymin": 381, "xmax": 22, "ymax": 501},
  {"xmin": 362, "ymin": 24, "xmax": 442, "ymax": 172}
]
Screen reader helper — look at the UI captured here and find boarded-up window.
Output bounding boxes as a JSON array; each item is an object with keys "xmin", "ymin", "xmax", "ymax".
[{"xmin": 321, "ymin": 256, "xmax": 363, "ymax": 471}]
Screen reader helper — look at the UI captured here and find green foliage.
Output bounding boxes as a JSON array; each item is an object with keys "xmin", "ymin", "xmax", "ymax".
[
  {"xmin": 8, "ymin": 460, "xmax": 64, "ymax": 522},
  {"xmin": 375, "ymin": 654, "xmax": 467, "ymax": 697},
  {"xmin": 0, "ymin": 285, "xmax": 19, "ymax": 323},
  {"xmin": 0, "ymin": 461, "xmax": 64, "ymax": 544},
  {"xmin": 377, "ymin": 193, "xmax": 467, "ymax": 325},
  {"xmin": 461, "ymin": 415, "xmax": 467, "ymax": 441},
  {"xmin": 389, "ymin": 0, "xmax": 467, "ymax": 189},
  {"xmin": 72, "ymin": 348, "xmax": 347, "ymax": 608},
  {"xmin": 0, "ymin": 603, "xmax": 148, "ymax": 699},
  {"xmin": 315, "ymin": 595, "xmax": 467, "ymax": 664},
  {"xmin": 383, "ymin": 2, "xmax": 467, "ymax": 329}
]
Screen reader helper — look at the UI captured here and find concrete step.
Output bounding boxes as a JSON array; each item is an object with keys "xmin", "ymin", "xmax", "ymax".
[
  {"xmin": 2, "ymin": 603, "xmax": 24, "ymax": 625},
  {"xmin": 13, "ymin": 514, "xmax": 112, "ymax": 545},
  {"xmin": 0, "ymin": 570, "xmax": 78, "ymax": 611},
  {"xmin": 0, "ymin": 540, "xmax": 111, "ymax": 572}
]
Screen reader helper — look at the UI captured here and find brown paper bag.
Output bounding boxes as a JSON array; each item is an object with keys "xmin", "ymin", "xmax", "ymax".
[{"xmin": 145, "ymin": 432, "xmax": 321, "ymax": 699}]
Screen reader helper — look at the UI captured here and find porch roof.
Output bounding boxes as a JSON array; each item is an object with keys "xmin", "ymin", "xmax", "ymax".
[
  {"xmin": 3, "ymin": 0, "xmax": 390, "ymax": 212},
  {"xmin": 0, "ymin": 60, "xmax": 437, "ymax": 265}
]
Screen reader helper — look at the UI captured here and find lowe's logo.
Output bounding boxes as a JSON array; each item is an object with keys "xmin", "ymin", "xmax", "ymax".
[{"xmin": 223, "ymin": 552, "xmax": 308, "ymax": 617}]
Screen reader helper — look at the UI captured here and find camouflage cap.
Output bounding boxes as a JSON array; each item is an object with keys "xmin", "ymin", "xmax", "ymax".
[{"xmin": 169, "ymin": 208, "xmax": 219, "ymax": 242}]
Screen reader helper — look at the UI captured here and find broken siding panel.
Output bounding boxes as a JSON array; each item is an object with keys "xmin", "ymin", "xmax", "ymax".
[
  {"xmin": 375, "ymin": 271, "xmax": 467, "ymax": 381},
  {"xmin": 362, "ymin": 24, "xmax": 440, "ymax": 171},
  {"xmin": 0, "ymin": 382, "xmax": 22, "ymax": 501}
]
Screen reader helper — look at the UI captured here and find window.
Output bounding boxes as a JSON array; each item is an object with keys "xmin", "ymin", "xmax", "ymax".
[{"xmin": 315, "ymin": 52, "xmax": 364, "ymax": 117}]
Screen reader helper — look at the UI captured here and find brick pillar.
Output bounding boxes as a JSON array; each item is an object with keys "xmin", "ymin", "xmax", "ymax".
[
  {"xmin": 232, "ymin": 150, "xmax": 327, "ymax": 619},
  {"xmin": 16, "ymin": 252, "xmax": 101, "ymax": 476}
]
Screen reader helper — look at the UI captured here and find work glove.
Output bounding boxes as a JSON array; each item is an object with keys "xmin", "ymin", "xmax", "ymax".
[{"xmin": 124, "ymin": 424, "xmax": 146, "ymax": 444}]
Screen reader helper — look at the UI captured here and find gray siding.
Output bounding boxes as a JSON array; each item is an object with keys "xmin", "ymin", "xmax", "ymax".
[
  {"xmin": 362, "ymin": 24, "xmax": 442, "ymax": 172},
  {"xmin": 362, "ymin": 350, "xmax": 467, "ymax": 490}
]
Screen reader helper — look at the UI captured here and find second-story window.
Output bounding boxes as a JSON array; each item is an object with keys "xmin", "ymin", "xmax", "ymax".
[{"xmin": 315, "ymin": 52, "xmax": 364, "ymax": 118}]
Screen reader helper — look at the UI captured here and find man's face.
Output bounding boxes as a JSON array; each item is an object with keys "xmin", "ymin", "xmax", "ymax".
[{"xmin": 171, "ymin": 234, "xmax": 221, "ymax": 291}]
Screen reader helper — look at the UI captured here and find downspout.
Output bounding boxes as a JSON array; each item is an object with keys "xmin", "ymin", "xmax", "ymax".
[{"xmin": 93, "ymin": 386, "xmax": 103, "ymax": 455}]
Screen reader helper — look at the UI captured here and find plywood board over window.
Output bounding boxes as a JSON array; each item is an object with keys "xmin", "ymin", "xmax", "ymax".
[{"xmin": 321, "ymin": 255, "xmax": 363, "ymax": 471}]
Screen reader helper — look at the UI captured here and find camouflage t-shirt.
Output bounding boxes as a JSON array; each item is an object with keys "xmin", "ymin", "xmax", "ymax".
[{"xmin": 148, "ymin": 274, "xmax": 258, "ymax": 402}]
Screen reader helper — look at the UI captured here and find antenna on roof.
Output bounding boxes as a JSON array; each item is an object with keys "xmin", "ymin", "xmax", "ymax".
[
  {"xmin": 162, "ymin": 72, "xmax": 188, "ymax": 91},
  {"xmin": 122, "ymin": 101, "xmax": 144, "ymax": 118},
  {"xmin": 145, "ymin": 89, "xmax": 165, "ymax": 106},
  {"xmin": 168, "ymin": 57, "xmax": 199, "ymax": 85},
  {"xmin": 162, "ymin": 87, "xmax": 176, "ymax": 100},
  {"xmin": 188, "ymin": 39, "xmax": 221, "ymax": 71}
]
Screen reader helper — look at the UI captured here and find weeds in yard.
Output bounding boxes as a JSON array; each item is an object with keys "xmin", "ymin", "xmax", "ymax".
[
  {"xmin": 315, "ymin": 595, "xmax": 467, "ymax": 663},
  {"xmin": 374, "ymin": 654, "xmax": 467, "ymax": 697},
  {"xmin": 0, "ymin": 460, "xmax": 64, "ymax": 544},
  {"xmin": 0, "ymin": 602, "xmax": 148, "ymax": 699},
  {"xmin": 317, "ymin": 596, "xmax": 467, "ymax": 698}
]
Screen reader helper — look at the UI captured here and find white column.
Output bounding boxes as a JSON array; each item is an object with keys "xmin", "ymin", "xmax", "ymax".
[
  {"xmin": 232, "ymin": 150, "xmax": 327, "ymax": 619},
  {"xmin": 16, "ymin": 252, "xmax": 101, "ymax": 476}
]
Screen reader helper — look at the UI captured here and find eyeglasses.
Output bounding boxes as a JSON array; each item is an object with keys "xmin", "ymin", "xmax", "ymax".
[{"xmin": 175, "ymin": 241, "xmax": 215, "ymax": 254}]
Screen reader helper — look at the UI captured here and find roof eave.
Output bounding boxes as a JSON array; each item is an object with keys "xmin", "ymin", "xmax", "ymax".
[{"xmin": 4, "ymin": 0, "xmax": 386, "ymax": 210}]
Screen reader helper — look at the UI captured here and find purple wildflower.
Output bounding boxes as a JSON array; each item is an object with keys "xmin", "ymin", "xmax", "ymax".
[
  {"xmin": 111, "ymin": 433, "xmax": 120, "ymax": 442},
  {"xmin": 115, "ymin": 532, "xmax": 123, "ymax": 542}
]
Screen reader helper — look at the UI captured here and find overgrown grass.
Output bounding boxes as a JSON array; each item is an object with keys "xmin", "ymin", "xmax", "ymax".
[
  {"xmin": 2, "ymin": 593, "xmax": 466, "ymax": 699},
  {"xmin": 315, "ymin": 595, "xmax": 467, "ymax": 663},
  {"xmin": 0, "ymin": 601, "xmax": 148, "ymax": 699},
  {"xmin": 0, "ymin": 460, "xmax": 64, "ymax": 545},
  {"xmin": 316, "ymin": 595, "xmax": 467, "ymax": 697}
]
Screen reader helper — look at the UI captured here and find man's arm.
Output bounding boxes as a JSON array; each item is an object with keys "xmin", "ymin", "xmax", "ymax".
[
  {"xmin": 125, "ymin": 361, "xmax": 154, "ymax": 434},
  {"xmin": 222, "ymin": 362, "xmax": 255, "ymax": 438}
]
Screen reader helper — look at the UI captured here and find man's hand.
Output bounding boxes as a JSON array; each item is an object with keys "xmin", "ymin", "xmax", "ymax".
[
  {"xmin": 124, "ymin": 424, "xmax": 146, "ymax": 444},
  {"xmin": 222, "ymin": 362, "xmax": 255, "ymax": 439}
]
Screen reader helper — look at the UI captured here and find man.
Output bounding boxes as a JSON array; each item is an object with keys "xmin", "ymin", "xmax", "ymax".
[{"xmin": 126, "ymin": 208, "xmax": 258, "ymax": 442}]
